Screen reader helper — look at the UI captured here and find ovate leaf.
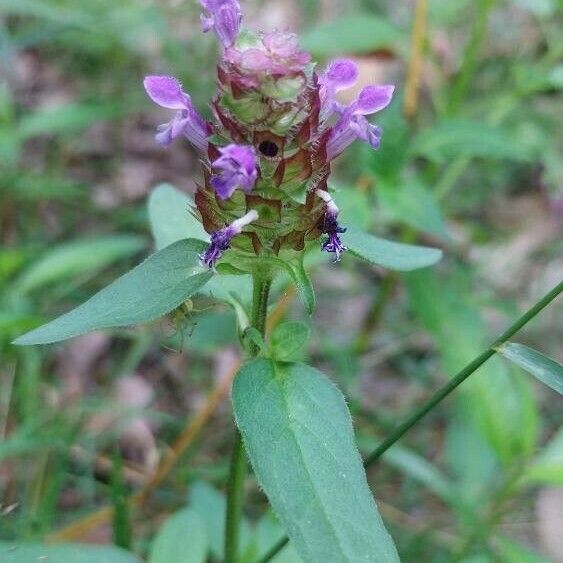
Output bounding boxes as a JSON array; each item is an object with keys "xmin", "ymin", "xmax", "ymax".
[
  {"xmin": 149, "ymin": 508, "xmax": 207, "ymax": 563},
  {"xmin": 345, "ymin": 227, "xmax": 443, "ymax": 271},
  {"xmin": 233, "ymin": 360, "xmax": 399, "ymax": 563},
  {"xmin": 14, "ymin": 239, "xmax": 213, "ymax": 345},
  {"xmin": 148, "ymin": 184, "xmax": 208, "ymax": 250},
  {"xmin": 269, "ymin": 321, "xmax": 310, "ymax": 361},
  {"xmin": 301, "ymin": 15, "xmax": 404, "ymax": 56},
  {"xmin": 497, "ymin": 343, "xmax": 563, "ymax": 395},
  {"xmin": 0, "ymin": 542, "xmax": 141, "ymax": 563}
]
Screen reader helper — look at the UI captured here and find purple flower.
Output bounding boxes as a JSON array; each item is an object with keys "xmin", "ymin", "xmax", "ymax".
[
  {"xmin": 200, "ymin": 0, "xmax": 242, "ymax": 48},
  {"xmin": 210, "ymin": 144, "xmax": 258, "ymax": 200},
  {"xmin": 316, "ymin": 190, "xmax": 347, "ymax": 262},
  {"xmin": 319, "ymin": 58, "xmax": 359, "ymax": 118},
  {"xmin": 143, "ymin": 75, "xmax": 210, "ymax": 151},
  {"xmin": 326, "ymin": 84, "xmax": 394, "ymax": 160},
  {"xmin": 200, "ymin": 210, "xmax": 259, "ymax": 268}
]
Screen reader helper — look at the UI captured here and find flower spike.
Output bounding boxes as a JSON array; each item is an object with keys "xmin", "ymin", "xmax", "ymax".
[
  {"xmin": 200, "ymin": 0, "xmax": 242, "ymax": 48},
  {"xmin": 210, "ymin": 144, "xmax": 258, "ymax": 200},
  {"xmin": 143, "ymin": 76, "xmax": 210, "ymax": 151},
  {"xmin": 316, "ymin": 190, "xmax": 347, "ymax": 262},
  {"xmin": 144, "ymin": 7, "xmax": 395, "ymax": 269},
  {"xmin": 200, "ymin": 210, "xmax": 259, "ymax": 268}
]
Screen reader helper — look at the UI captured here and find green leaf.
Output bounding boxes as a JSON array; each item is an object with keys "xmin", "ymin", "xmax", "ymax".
[
  {"xmin": 381, "ymin": 445, "xmax": 455, "ymax": 503},
  {"xmin": 188, "ymin": 481, "xmax": 253, "ymax": 561},
  {"xmin": 301, "ymin": 15, "xmax": 404, "ymax": 56},
  {"xmin": 148, "ymin": 184, "xmax": 208, "ymax": 250},
  {"xmin": 0, "ymin": 542, "xmax": 141, "ymax": 563},
  {"xmin": 267, "ymin": 257, "xmax": 316, "ymax": 315},
  {"xmin": 345, "ymin": 227, "xmax": 443, "ymax": 271},
  {"xmin": 149, "ymin": 508, "xmax": 207, "ymax": 563},
  {"xmin": 525, "ymin": 428, "xmax": 563, "ymax": 485},
  {"xmin": 13, "ymin": 239, "xmax": 213, "ymax": 345},
  {"xmin": 15, "ymin": 235, "xmax": 145, "ymax": 293},
  {"xmin": 378, "ymin": 181, "xmax": 449, "ymax": 240},
  {"xmin": 269, "ymin": 321, "xmax": 310, "ymax": 361},
  {"xmin": 233, "ymin": 359, "xmax": 399, "ymax": 563},
  {"xmin": 17, "ymin": 102, "xmax": 124, "ymax": 139},
  {"xmin": 494, "ymin": 536, "xmax": 550, "ymax": 563},
  {"xmin": 405, "ymin": 269, "xmax": 539, "ymax": 467},
  {"xmin": 254, "ymin": 512, "xmax": 302, "ymax": 563},
  {"xmin": 497, "ymin": 343, "xmax": 563, "ymax": 395},
  {"xmin": 410, "ymin": 120, "xmax": 532, "ymax": 163}
]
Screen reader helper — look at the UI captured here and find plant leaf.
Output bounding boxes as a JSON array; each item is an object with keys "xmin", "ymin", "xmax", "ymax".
[
  {"xmin": 345, "ymin": 227, "xmax": 443, "ymax": 271},
  {"xmin": 15, "ymin": 235, "xmax": 145, "ymax": 293},
  {"xmin": 301, "ymin": 15, "xmax": 404, "ymax": 56},
  {"xmin": 497, "ymin": 343, "xmax": 563, "ymax": 395},
  {"xmin": 266, "ymin": 257, "xmax": 316, "ymax": 315},
  {"xmin": 0, "ymin": 542, "xmax": 141, "ymax": 563},
  {"xmin": 269, "ymin": 321, "xmax": 310, "ymax": 361},
  {"xmin": 410, "ymin": 119, "xmax": 532, "ymax": 163},
  {"xmin": 13, "ymin": 239, "xmax": 213, "ymax": 345},
  {"xmin": 148, "ymin": 184, "xmax": 208, "ymax": 250},
  {"xmin": 187, "ymin": 481, "xmax": 253, "ymax": 560},
  {"xmin": 149, "ymin": 508, "xmax": 207, "ymax": 563},
  {"xmin": 233, "ymin": 359, "xmax": 399, "ymax": 563},
  {"xmin": 525, "ymin": 428, "xmax": 563, "ymax": 486}
]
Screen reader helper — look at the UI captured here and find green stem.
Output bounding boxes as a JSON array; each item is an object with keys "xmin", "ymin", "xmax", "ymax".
[
  {"xmin": 254, "ymin": 280, "xmax": 563, "ymax": 563},
  {"xmin": 364, "ymin": 280, "xmax": 562, "ymax": 466},
  {"xmin": 446, "ymin": 0, "xmax": 494, "ymax": 115},
  {"xmin": 225, "ymin": 274, "xmax": 272, "ymax": 563}
]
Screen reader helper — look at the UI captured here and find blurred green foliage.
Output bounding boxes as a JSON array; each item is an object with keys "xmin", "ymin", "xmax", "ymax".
[{"xmin": 0, "ymin": 0, "xmax": 562, "ymax": 561}]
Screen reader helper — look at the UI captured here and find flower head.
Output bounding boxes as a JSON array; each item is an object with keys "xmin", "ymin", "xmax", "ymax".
[
  {"xmin": 143, "ymin": 75, "xmax": 210, "ymax": 151},
  {"xmin": 210, "ymin": 144, "xmax": 258, "ymax": 200},
  {"xmin": 144, "ymin": 2, "xmax": 394, "ymax": 269},
  {"xmin": 200, "ymin": 0, "xmax": 242, "ymax": 48}
]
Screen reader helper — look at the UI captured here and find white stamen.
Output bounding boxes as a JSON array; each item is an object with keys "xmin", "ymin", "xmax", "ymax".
[
  {"xmin": 315, "ymin": 189, "xmax": 340, "ymax": 216},
  {"xmin": 231, "ymin": 209, "xmax": 259, "ymax": 233}
]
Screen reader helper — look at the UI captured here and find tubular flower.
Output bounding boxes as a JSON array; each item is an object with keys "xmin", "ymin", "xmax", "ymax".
[
  {"xmin": 144, "ymin": 2, "xmax": 394, "ymax": 269},
  {"xmin": 200, "ymin": 0, "xmax": 242, "ymax": 48},
  {"xmin": 143, "ymin": 76, "xmax": 210, "ymax": 151},
  {"xmin": 316, "ymin": 189, "xmax": 347, "ymax": 262},
  {"xmin": 200, "ymin": 210, "xmax": 258, "ymax": 268},
  {"xmin": 210, "ymin": 144, "xmax": 258, "ymax": 200}
]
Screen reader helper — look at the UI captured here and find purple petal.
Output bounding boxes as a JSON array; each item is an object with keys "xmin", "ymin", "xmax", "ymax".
[
  {"xmin": 210, "ymin": 144, "xmax": 258, "ymax": 200},
  {"xmin": 155, "ymin": 111, "xmax": 190, "ymax": 146},
  {"xmin": 349, "ymin": 115, "xmax": 383, "ymax": 149},
  {"xmin": 354, "ymin": 85, "xmax": 395, "ymax": 115},
  {"xmin": 143, "ymin": 76, "xmax": 189, "ymax": 110},
  {"xmin": 324, "ymin": 59, "xmax": 359, "ymax": 91},
  {"xmin": 200, "ymin": 0, "xmax": 242, "ymax": 48}
]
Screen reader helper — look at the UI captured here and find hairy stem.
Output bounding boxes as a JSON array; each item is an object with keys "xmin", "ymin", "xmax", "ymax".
[
  {"xmin": 225, "ymin": 274, "xmax": 272, "ymax": 563},
  {"xmin": 254, "ymin": 280, "xmax": 563, "ymax": 563}
]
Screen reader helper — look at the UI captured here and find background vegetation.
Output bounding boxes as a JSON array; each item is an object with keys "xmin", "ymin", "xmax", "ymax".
[{"xmin": 1, "ymin": 0, "xmax": 562, "ymax": 561}]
